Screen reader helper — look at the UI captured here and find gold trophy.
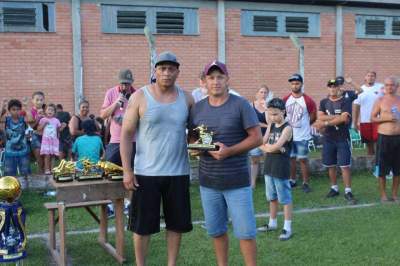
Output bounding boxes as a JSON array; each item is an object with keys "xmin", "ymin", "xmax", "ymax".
[
  {"xmin": 75, "ymin": 159, "xmax": 103, "ymax": 181},
  {"xmin": 188, "ymin": 124, "xmax": 219, "ymax": 151},
  {"xmin": 97, "ymin": 161, "xmax": 124, "ymax": 181},
  {"xmin": 0, "ymin": 176, "xmax": 27, "ymax": 262},
  {"xmin": 52, "ymin": 160, "xmax": 76, "ymax": 182}
]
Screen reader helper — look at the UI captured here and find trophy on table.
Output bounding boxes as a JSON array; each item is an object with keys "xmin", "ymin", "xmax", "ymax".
[
  {"xmin": 52, "ymin": 160, "xmax": 76, "ymax": 182},
  {"xmin": 97, "ymin": 161, "xmax": 124, "ymax": 181},
  {"xmin": 0, "ymin": 176, "xmax": 27, "ymax": 263},
  {"xmin": 75, "ymin": 159, "xmax": 103, "ymax": 181},
  {"xmin": 188, "ymin": 124, "xmax": 219, "ymax": 151}
]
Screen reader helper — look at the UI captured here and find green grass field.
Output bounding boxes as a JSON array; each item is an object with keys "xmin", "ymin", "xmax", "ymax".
[{"xmin": 8, "ymin": 170, "xmax": 400, "ymax": 265}]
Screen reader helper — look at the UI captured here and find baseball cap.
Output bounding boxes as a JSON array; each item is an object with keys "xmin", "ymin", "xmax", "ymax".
[
  {"xmin": 335, "ymin": 76, "xmax": 345, "ymax": 86},
  {"xmin": 203, "ymin": 60, "xmax": 229, "ymax": 76},
  {"xmin": 288, "ymin": 73, "xmax": 303, "ymax": 83},
  {"xmin": 327, "ymin": 79, "xmax": 338, "ymax": 87},
  {"xmin": 155, "ymin": 51, "xmax": 180, "ymax": 67},
  {"xmin": 118, "ymin": 69, "xmax": 134, "ymax": 84}
]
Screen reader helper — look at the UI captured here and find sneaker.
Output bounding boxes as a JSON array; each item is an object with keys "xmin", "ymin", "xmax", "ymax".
[
  {"xmin": 279, "ymin": 229, "xmax": 292, "ymax": 241},
  {"xmin": 106, "ymin": 205, "xmax": 115, "ymax": 219},
  {"xmin": 43, "ymin": 190, "xmax": 57, "ymax": 197},
  {"xmin": 302, "ymin": 183, "xmax": 311, "ymax": 193},
  {"xmin": 344, "ymin": 192, "xmax": 356, "ymax": 204},
  {"xmin": 289, "ymin": 180, "xmax": 297, "ymax": 188},
  {"xmin": 326, "ymin": 188, "xmax": 339, "ymax": 198},
  {"xmin": 257, "ymin": 224, "xmax": 277, "ymax": 232}
]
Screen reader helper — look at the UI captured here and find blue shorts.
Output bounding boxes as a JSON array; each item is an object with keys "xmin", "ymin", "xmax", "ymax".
[
  {"xmin": 200, "ymin": 186, "xmax": 256, "ymax": 239},
  {"xmin": 322, "ymin": 138, "xmax": 351, "ymax": 168},
  {"xmin": 264, "ymin": 175, "xmax": 292, "ymax": 205},
  {"xmin": 30, "ymin": 133, "xmax": 42, "ymax": 150},
  {"xmin": 4, "ymin": 155, "xmax": 31, "ymax": 176},
  {"xmin": 290, "ymin": 140, "xmax": 309, "ymax": 159},
  {"xmin": 249, "ymin": 147, "xmax": 263, "ymax": 157}
]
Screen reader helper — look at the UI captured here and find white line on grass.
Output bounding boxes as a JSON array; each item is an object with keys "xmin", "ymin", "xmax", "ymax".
[{"xmin": 28, "ymin": 202, "xmax": 380, "ymax": 240}]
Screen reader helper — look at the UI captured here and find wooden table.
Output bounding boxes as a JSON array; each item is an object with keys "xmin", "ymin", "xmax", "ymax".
[{"xmin": 46, "ymin": 179, "xmax": 127, "ymax": 265}]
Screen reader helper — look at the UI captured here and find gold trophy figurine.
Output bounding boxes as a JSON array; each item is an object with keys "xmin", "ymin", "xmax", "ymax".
[
  {"xmin": 75, "ymin": 159, "xmax": 103, "ymax": 181},
  {"xmin": 52, "ymin": 160, "xmax": 76, "ymax": 182},
  {"xmin": 97, "ymin": 161, "xmax": 124, "ymax": 181},
  {"xmin": 188, "ymin": 124, "xmax": 219, "ymax": 151}
]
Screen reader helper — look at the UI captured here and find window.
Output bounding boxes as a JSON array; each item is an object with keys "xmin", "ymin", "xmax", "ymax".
[
  {"xmin": 0, "ymin": 1, "xmax": 55, "ymax": 32},
  {"xmin": 241, "ymin": 10, "xmax": 320, "ymax": 37},
  {"xmin": 356, "ymin": 15, "xmax": 400, "ymax": 39},
  {"xmin": 102, "ymin": 5, "xmax": 198, "ymax": 35}
]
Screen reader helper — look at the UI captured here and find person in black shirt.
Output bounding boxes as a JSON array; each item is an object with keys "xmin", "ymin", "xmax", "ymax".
[
  {"xmin": 259, "ymin": 98, "xmax": 293, "ymax": 241},
  {"xmin": 56, "ymin": 104, "xmax": 72, "ymax": 159},
  {"xmin": 314, "ymin": 79, "xmax": 356, "ymax": 204}
]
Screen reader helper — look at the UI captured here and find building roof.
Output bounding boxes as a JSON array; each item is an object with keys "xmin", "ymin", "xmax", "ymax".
[{"xmin": 230, "ymin": 0, "xmax": 400, "ymax": 8}]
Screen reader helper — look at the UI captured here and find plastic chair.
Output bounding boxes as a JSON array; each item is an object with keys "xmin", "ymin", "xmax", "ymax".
[
  {"xmin": 308, "ymin": 139, "xmax": 316, "ymax": 152},
  {"xmin": 349, "ymin": 128, "xmax": 364, "ymax": 149}
]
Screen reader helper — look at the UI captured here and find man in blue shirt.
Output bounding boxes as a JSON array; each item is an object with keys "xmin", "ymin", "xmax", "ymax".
[{"xmin": 189, "ymin": 60, "xmax": 262, "ymax": 266}]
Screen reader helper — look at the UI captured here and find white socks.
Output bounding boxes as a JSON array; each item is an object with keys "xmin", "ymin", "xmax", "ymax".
[
  {"xmin": 283, "ymin": 220, "xmax": 292, "ymax": 232},
  {"xmin": 345, "ymin": 187, "xmax": 352, "ymax": 194},
  {"xmin": 268, "ymin": 218, "xmax": 292, "ymax": 232},
  {"xmin": 331, "ymin": 185, "xmax": 352, "ymax": 193},
  {"xmin": 268, "ymin": 218, "xmax": 277, "ymax": 228}
]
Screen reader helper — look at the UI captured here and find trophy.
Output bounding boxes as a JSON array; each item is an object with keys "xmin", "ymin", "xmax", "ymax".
[
  {"xmin": 75, "ymin": 159, "xmax": 103, "ymax": 181},
  {"xmin": 0, "ymin": 176, "xmax": 27, "ymax": 263},
  {"xmin": 97, "ymin": 161, "xmax": 124, "ymax": 181},
  {"xmin": 52, "ymin": 160, "xmax": 76, "ymax": 182},
  {"xmin": 188, "ymin": 125, "xmax": 219, "ymax": 151}
]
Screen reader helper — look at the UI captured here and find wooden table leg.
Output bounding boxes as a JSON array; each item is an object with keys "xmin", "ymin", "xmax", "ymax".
[
  {"xmin": 114, "ymin": 198, "xmax": 125, "ymax": 263},
  {"xmin": 98, "ymin": 199, "xmax": 125, "ymax": 264},
  {"xmin": 49, "ymin": 209, "xmax": 56, "ymax": 250},
  {"xmin": 58, "ymin": 203, "xmax": 67, "ymax": 266},
  {"xmin": 98, "ymin": 204, "xmax": 108, "ymax": 243}
]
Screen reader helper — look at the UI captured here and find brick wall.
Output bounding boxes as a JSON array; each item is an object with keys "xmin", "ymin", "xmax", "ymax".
[
  {"xmin": 0, "ymin": 3, "xmax": 74, "ymax": 111},
  {"xmin": 1, "ymin": 2, "xmax": 400, "ymax": 115},
  {"xmin": 81, "ymin": 4, "xmax": 218, "ymax": 114},
  {"xmin": 343, "ymin": 13, "xmax": 400, "ymax": 86}
]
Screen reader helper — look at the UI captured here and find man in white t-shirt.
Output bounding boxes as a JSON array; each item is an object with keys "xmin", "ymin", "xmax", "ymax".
[
  {"xmin": 353, "ymin": 71, "xmax": 383, "ymax": 155},
  {"xmin": 283, "ymin": 74, "xmax": 317, "ymax": 193}
]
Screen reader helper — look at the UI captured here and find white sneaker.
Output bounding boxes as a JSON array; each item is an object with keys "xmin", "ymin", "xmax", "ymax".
[
  {"xmin": 279, "ymin": 229, "xmax": 292, "ymax": 241},
  {"xmin": 257, "ymin": 224, "xmax": 277, "ymax": 232}
]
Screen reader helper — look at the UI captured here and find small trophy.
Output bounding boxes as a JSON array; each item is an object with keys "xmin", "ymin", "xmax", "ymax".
[
  {"xmin": 188, "ymin": 125, "xmax": 219, "ymax": 151},
  {"xmin": 75, "ymin": 159, "xmax": 103, "ymax": 181},
  {"xmin": 52, "ymin": 160, "xmax": 75, "ymax": 182},
  {"xmin": 97, "ymin": 161, "xmax": 124, "ymax": 181}
]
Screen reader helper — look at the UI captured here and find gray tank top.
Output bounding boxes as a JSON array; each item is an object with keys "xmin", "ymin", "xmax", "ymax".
[{"xmin": 134, "ymin": 85, "xmax": 190, "ymax": 176}]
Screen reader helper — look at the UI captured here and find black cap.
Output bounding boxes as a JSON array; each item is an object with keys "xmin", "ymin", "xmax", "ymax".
[
  {"xmin": 288, "ymin": 73, "xmax": 303, "ymax": 83},
  {"xmin": 335, "ymin": 76, "xmax": 345, "ymax": 86},
  {"xmin": 155, "ymin": 51, "xmax": 180, "ymax": 67}
]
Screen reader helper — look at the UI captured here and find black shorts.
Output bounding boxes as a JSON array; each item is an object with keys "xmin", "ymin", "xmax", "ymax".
[
  {"xmin": 376, "ymin": 134, "xmax": 400, "ymax": 177},
  {"xmin": 127, "ymin": 175, "xmax": 193, "ymax": 235},
  {"xmin": 105, "ymin": 142, "xmax": 135, "ymax": 167}
]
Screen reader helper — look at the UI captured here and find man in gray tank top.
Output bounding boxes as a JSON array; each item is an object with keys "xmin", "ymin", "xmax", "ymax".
[
  {"xmin": 120, "ymin": 52, "xmax": 194, "ymax": 266},
  {"xmin": 189, "ymin": 60, "xmax": 262, "ymax": 266}
]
